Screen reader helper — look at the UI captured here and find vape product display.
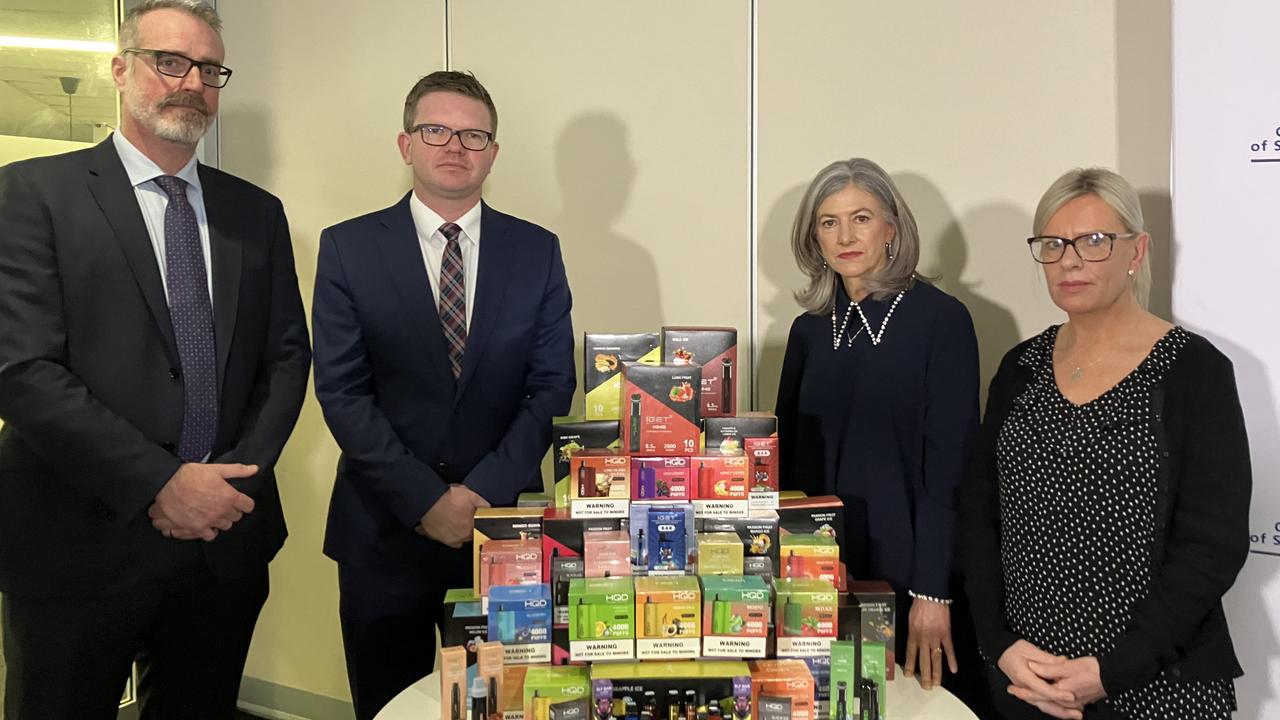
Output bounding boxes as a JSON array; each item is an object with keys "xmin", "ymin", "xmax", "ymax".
[
  {"xmin": 743, "ymin": 436, "xmax": 779, "ymax": 493},
  {"xmin": 502, "ymin": 665, "xmax": 529, "ymax": 719},
  {"xmin": 570, "ymin": 450, "xmax": 631, "ymax": 500},
  {"xmin": 829, "ymin": 640, "xmax": 862, "ymax": 720},
  {"xmin": 487, "ymin": 583, "xmax": 553, "ymax": 664},
  {"xmin": 583, "ymin": 530, "xmax": 632, "ymax": 578},
  {"xmin": 661, "ymin": 326, "xmax": 738, "ymax": 418},
  {"xmin": 550, "ymin": 557, "xmax": 585, "ymax": 626},
  {"xmin": 590, "ymin": 662, "xmax": 751, "ymax": 720},
  {"xmin": 691, "ymin": 452, "xmax": 749, "ymax": 501},
  {"xmin": 803, "ymin": 654, "xmax": 833, "ymax": 717},
  {"xmin": 470, "ymin": 675, "xmax": 490, "ymax": 720},
  {"xmin": 700, "ymin": 575, "xmax": 771, "ymax": 657},
  {"xmin": 778, "ymin": 495, "xmax": 848, "ymax": 560},
  {"xmin": 524, "ymin": 666, "xmax": 592, "ymax": 720},
  {"xmin": 780, "ymin": 534, "xmax": 840, "ymax": 585},
  {"xmin": 634, "ymin": 576, "xmax": 701, "ymax": 659},
  {"xmin": 702, "ymin": 412, "xmax": 778, "ymax": 453},
  {"xmin": 630, "ymin": 456, "xmax": 694, "ymax": 501},
  {"xmin": 441, "ymin": 645, "xmax": 467, "ymax": 720},
  {"xmin": 628, "ymin": 503, "xmax": 695, "ymax": 573},
  {"xmin": 477, "ymin": 538, "xmax": 542, "ymax": 597},
  {"xmin": 619, "ymin": 362, "xmax": 701, "ymax": 456},
  {"xmin": 860, "ymin": 643, "xmax": 886, "ymax": 720},
  {"xmin": 748, "ymin": 660, "xmax": 816, "ymax": 720},
  {"xmin": 441, "ymin": 589, "xmax": 489, "ymax": 690},
  {"xmin": 848, "ymin": 580, "xmax": 896, "ymax": 680},
  {"xmin": 476, "ymin": 640, "xmax": 506, "ymax": 720},
  {"xmin": 568, "ymin": 577, "xmax": 636, "ymax": 661},
  {"xmin": 697, "ymin": 511, "xmax": 780, "ymax": 580},
  {"xmin": 553, "ymin": 417, "xmax": 621, "ymax": 507},
  {"xmin": 757, "ymin": 695, "xmax": 793, "ymax": 720},
  {"xmin": 774, "ymin": 578, "xmax": 838, "ymax": 656},
  {"xmin": 542, "ymin": 511, "xmax": 625, "ymax": 578},
  {"xmin": 696, "ymin": 532, "xmax": 745, "ymax": 576},
  {"xmin": 584, "ymin": 333, "xmax": 661, "ymax": 421}
]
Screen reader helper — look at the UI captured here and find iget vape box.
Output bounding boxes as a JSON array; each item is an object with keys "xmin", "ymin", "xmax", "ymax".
[
  {"xmin": 476, "ymin": 641, "xmax": 505, "ymax": 720},
  {"xmin": 584, "ymin": 332, "xmax": 660, "ymax": 421},
  {"xmin": 590, "ymin": 662, "xmax": 751, "ymax": 720},
  {"xmin": 661, "ymin": 326, "xmax": 738, "ymax": 418},
  {"xmin": 744, "ymin": 436, "xmax": 780, "ymax": 493},
  {"xmin": 634, "ymin": 575, "xmax": 701, "ymax": 659},
  {"xmin": 749, "ymin": 660, "xmax": 816, "ymax": 720},
  {"xmin": 829, "ymin": 639, "xmax": 863, "ymax": 720},
  {"xmin": 861, "ymin": 642, "xmax": 887, "ymax": 719},
  {"xmin": 582, "ymin": 529, "xmax": 631, "ymax": 578},
  {"xmin": 697, "ymin": 532, "xmax": 745, "ymax": 576},
  {"xmin": 440, "ymin": 645, "xmax": 467, "ymax": 720},
  {"xmin": 630, "ymin": 456, "xmax": 693, "ymax": 501},
  {"xmin": 703, "ymin": 412, "xmax": 778, "ymax": 453},
  {"xmin": 698, "ymin": 510, "xmax": 780, "ymax": 580},
  {"xmin": 629, "ymin": 502, "xmax": 695, "ymax": 573},
  {"xmin": 552, "ymin": 417, "xmax": 620, "ymax": 507},
  {"xmin": 848, "ymin": 580, "xmax": 896, "ymax": 680},
  {"xmin": 568, "ymin": 576, "xmax": 635, "ymax": 661},
  {"xmin": 781, "ymin": 534, "xmax": 840, "ymax": 584},
  {"xmin": 473, "ymin": 507, "xmax": 544, "ymax": 597},
  {"xmin": 619, "ymin": 362, "xmax": 701, "ymax": 456},
  {"xmin": 477, "ymin": 538, "xmax": 542, "ymax": 598},
  {"xmin": 701, "ymin": 575, "xmax": 771, "ymax": 657},
  {"xmin": 774, "ymin": 578, "xmax": 838, "ymax": 657},
  {"xmin": 487, "ymin": 583, "xmax": 553, "ymax": 664},
  {"xmin": 523, "ymin": 665, "xmax": 591, "ymax": 720}
]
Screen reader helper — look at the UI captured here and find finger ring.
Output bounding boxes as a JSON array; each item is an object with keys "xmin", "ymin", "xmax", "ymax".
[{"xmin": 932, "ymin": 648, "xmax": 942, "ymax": 654}]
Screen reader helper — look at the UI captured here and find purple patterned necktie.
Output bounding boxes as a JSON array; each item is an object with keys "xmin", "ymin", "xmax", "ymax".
[
  {"xmin": 155, "ymin": 175, "xmax": 218, "ymax": 461},
  {"xmin": 438, "ymin": 222, "xmax": 467, "ymax": 379}
]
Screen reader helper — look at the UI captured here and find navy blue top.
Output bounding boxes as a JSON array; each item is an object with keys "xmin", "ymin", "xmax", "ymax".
[{"xmin": 776, "ymin": 279, "xmax": 979, "ymax": 598}]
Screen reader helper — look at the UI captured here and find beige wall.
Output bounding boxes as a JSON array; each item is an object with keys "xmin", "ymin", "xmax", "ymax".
[{"xmin": 214, "ymin": 0, "xmax": 1170, "ymax": 712}]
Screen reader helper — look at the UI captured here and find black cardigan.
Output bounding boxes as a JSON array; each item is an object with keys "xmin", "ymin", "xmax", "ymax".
[{"xmin": 960, "ymin": 327, "xmax": 1250, "ymax": 696}]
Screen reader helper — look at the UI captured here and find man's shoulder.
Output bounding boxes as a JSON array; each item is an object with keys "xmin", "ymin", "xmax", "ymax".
[
  {"xmin": 0, "ymin": 144, "xmax": 97, "ymax": 185},
  {"xmin": 198, "ymin": 163, "xmax": 281, "ymax": 209},
  {"xmin": 482, "ymin": 203, "xmax": 557, "ymax": 245}
]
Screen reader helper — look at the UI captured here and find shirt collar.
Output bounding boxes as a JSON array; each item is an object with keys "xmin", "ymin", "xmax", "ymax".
[
  {"xmin": 409, "ymin": 192, "xmax": 482, "ymax": 246},
  {"xmin": 112, "ymin": 132, "xmax": 202, "ymax": 192}
]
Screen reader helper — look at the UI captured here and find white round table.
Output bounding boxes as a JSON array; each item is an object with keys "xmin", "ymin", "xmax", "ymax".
[{"xmin": 376, "ymin": 666, "xmax": 978, "ymax": 720}]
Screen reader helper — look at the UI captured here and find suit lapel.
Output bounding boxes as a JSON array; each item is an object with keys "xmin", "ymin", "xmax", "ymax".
[
  {"xmin": 85, "ymin": 139, "xmax": 179, "ymax": 365},
  {"xmin": 456, "ymin": 202, "xmax": 510, "ymax": 400},
  {"xmin": 199, "ymin": 165, "xmax": 242, "ymax": 392},
  {"xmin": 378, "ymin": 193, "xmax": 454, "ymax": 389}
]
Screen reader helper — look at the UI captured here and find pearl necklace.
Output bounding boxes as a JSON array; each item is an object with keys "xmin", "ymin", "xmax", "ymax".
[
  {"xmin": 830, "ymin": 301, "xmax": 865, "ymax": 350},
  {"xmin": 852, "ymin": 289, "xmax": 906, "ymax": 346}
]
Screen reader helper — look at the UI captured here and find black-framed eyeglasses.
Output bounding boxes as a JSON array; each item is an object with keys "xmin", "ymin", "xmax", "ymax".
[
  {"xmin": 409, "ymin": 123, "xmax": 494, "ymax": 151},
  {"xmin": 123, "ymin": 48, "xmax": 233, "ymax": 88},
  {"xmin": 1026, "ymin": 231, "xmax": 1138, "ymax": 264}
]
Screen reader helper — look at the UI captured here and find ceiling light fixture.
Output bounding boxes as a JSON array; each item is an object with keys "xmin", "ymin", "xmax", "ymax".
[{"xmin": 0, "ymin": 36, "xmax": 115, "ymax": 53}]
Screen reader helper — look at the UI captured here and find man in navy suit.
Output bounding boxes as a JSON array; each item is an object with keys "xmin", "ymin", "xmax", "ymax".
[{"xmin": 312, "ymin": 71, "xmax": 575, "ymax": 720}]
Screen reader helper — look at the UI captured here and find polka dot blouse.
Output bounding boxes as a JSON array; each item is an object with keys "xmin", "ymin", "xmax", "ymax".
[{"xmin": 995, "ymin": 325, "xmax": 1235, "ymax": 719}]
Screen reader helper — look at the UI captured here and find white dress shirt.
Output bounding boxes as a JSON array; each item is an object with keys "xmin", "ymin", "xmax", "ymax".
[
  {"xmin": 111, "ymin": 132, "xmax": 213, "ymax": 304},
  {"xmin": 409, "ymin": 194, "xmax": 481, "ymax": 329}
]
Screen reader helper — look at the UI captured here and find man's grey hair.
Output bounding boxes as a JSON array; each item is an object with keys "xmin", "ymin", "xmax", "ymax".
[{"xmin": 119, "ymin": 0, "xmax": 222, "ymax": 51}]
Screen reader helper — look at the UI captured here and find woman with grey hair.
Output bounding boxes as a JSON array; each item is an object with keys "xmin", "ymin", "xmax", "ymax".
[
  {"xmin": 776, "ymin": 157, "xmax": 981, "ymax": 694},
  {"xmin": 961, "ymin": 167, "xmax": 1249, "ymax": 719}
]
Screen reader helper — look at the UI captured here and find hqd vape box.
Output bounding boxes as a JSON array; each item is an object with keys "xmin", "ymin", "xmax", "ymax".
[
  {"xmin": 635, "ymin": 575, "xmax": 701, "ymax": 659},
  {"xmin": 630, "ymin": 456, "xmax": 694, "ymax": 501},
  {"xmin": 584, "ymin": 332, "xmax": 660, "ymax": 421},
  {"xmin": 662, "ymin": 326, "xmax": 738, "ymax": 418},
  {"xmin": 696, "ymin": 532, "xmax": 745, "ymax": 576},
  {"xmin": 701, "ymin": 575, "xmax": 771, "ymax": 657},
  {"xmin": 749, "ymin": 659, "xmax": 816, "ymax": 720},
  {"xmin": 697, "ymin": 510, "xmax": 780, "ymax": 580},
  {"xmin": 552, "ymin": 417, "xmax": 619, "ymax": 508},
  {"xmin": 569, "ymin": 449, "xmax": 630, "ymax": 518},
  {"xmin": 523, "ymin": 665, "xmax": 591, "ymax": 720},
  {"xmin": 780, "ymin": 534, "xmax": 840, "ymax": 585},
  {"xmin": 488, "ymin": 583, "xmax": 553, "ymax": 665},
  {"xmin": 568, "ymin": 577, "xmax": 635, "ymax": 662},
  {"xmin": 472, "ymin": 507, "xmax": 544, "ymax": 598},
  {"xmin": 619, "ymin": 362, "xmax": 701, "ymax": 456},
  {"xmin": 774, "ymin": 578, "xmax": 838, "ymax": 657}
]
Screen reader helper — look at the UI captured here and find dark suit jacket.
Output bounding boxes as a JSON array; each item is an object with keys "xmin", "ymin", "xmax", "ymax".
[
  {"xmin": 0, "ymin": 138, "xmax": 311, "ymax": 597},
  {"xmin": 313, "ymin": 194, "xmax": 575, "ymax": 569}
]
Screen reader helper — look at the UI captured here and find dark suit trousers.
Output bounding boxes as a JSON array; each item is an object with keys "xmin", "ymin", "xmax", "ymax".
[
  {"xmin": 338, "ymin": 543, "xmax": 471, "ymax": 720},
  {"xmin": 1, "ymin": 546, "xmax": 267, "ymax": 720}
]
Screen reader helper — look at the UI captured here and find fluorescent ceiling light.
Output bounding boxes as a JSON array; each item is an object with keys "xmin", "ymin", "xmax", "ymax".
[{"xmin": 0, "ymin": 36, "xmax": 115, "ymax": 53}]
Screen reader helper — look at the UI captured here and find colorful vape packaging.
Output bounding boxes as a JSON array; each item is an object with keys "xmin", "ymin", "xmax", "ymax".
[
  {"xmin": 829, "ymin": 640, "xmax": 862, "ymax": 720},
  {"xmin": 541, "ymin": 510, "xmax": 624, "ymax": 579},
  {"xmin": 441, "ymin": 589, "xmax": 488, "ymax": 691},
  {"xmin": 523, "ymin": 666, "xmax": 591, "ymax": 720},
  {"xmin": 778, "ymin": 495, "xmax": 847, "ymax": 558},
  {"xmin": 476, "ymin": 641, "xmax": 505, "ymax": 720},
  {"xmin": 803, "ymin": 654, "xmax": 833, "ymax": 717},
  {"xmin": 567, "ymin": 577, "xmax": 635, "ymax": 661},
  {"xmin": 487, "ymin": 583, "xmax": 553, "ymax": 664},
  {"xmin": 568, "ymin": 449, "xmax": 630, "ymax": 500},
  {"xmin": 584, "ymin": 332, "xmax": 661, "ymax": 421},
  {"xmin": 633, "ymin": 576, "xmax": 701, "ymax": 659},
  {"xmin": 590, "ymin": 662, "xmax": 751, "ymax": 720},
  {"xmin": 749, "ymin": 660, "xmax": 816, "ymax": 720},
  {"xmin": 697, "ymin": 532, "xmax": 746, "ymax": 576},
  {"xmin": 630, "ymin": 456, "xmax": 694, "ymax": 501},
  {"xmin": 848, "ymin": 580, "xmax": 896, "ymax": 680},
  {"xmin": 774, "ymin": 578, "xmax": 838, "ymax": 656},
  {"xmin": 698, "ymin": 510, "xmax": 780, "ymax": 580},
  {"xmin": 780, "ymin": 534, "xmax": 841, "ymax": 585},
  {"xmin": 661, "ymin": 326, "xmax": 738, "ymax": 417},
  {"xmin": 861, "ymin": 642, "xmax": 887, "ymax": 719},
  {"xmin": 619, "ymin": 362, "xmax": 701, "ymax": 456},
  {"xmin": 552, "ymin": 417, "xmax": 621, "ymax": 507},
  {"xmin": 501, "ymin": 665, "xmax": 528, "ymax": 719},
  {"xmin": 744, "ymin": 435, "xmax": 780, "ymax": 493},
  {"xmin": 628, "ymin": 503, "xmax": 695, "ymax": 573},
  {"xmin": 583, "ymin": 529, "xmax": 632, "ymax": 578},
  {"xmin": 691, "ymin": 451, "xmax": 749, "ymax": 504},
  {"xmin": 700, "ymin": 575, "xmax": 771, "ymax": 657},
  {"xmin": 758, "ymin": 694, "xmax": 794, "ymax": 720},
  {"xmin": 702, "ymin": 412, "xmax": 778, "ymax": 453},
  {"xmin": 440, "ymin": 645, "xmax": 467, "ymax": 720},
  {"xmin": 550, "ymin": 557, "xmax": 584, "ymax": 626},
  {"xmin": 477, "ymin": 537, "xmax": 542, "ymax": 597}
]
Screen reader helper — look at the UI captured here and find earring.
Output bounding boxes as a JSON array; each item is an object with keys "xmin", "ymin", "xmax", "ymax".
[
  {"xmin": 885, "ymin": 242, "xmax": 894, "ymax": 261},
  {"xmin": 1127, "ymin": 269, "xmax": 1136, "ymax": 277}
]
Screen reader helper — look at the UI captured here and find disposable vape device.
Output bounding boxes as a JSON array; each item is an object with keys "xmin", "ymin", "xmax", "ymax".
[
  {"xmin": 667, "ymin": 690, "xmax": 681, "ymax": 720},
  {"xmin": 495, "ymin": 611, "xmax": 516, "ymax": 643},
  {"xmin": 639, "ymin": 466, "xmax": 656, "ymax": 499},
  {"xmin": 635, "ymin": 528, "xmax": 646, "ymax": 567},
  {"xmin": 575, "ymin": 599, "xmax": 591, "ymax": 639},
  {"xmin": 642, "ymin": 690, "xmax": 658, "ymax": 720},
  {"xmin": 721, "ymin": 358, "xmax": 733, "ymax": 412},
  {"xmin": 859, "ymin": 680, "xmax": 878, "ymax": 720},
  {"xmin": 532, "ymin": 691, "xmax": 551, "ymax": 720},
  {"xmin": 470, "ymin": 676, "xmax": 488, "ymax": 720},
  {"xmin": 489, "ymin": 675, "xmax": 499, "ymax": 719},
  {"xmin": 786, "ymin": 550, "xmax": 804, "ymax": 579},
  {"xmin": 835, "ymin": 682, "xmax": 848, "ymax": 720},
  {"xmin": 441, "ymin": 645, "xmax": 466, "ymax": 720},
  {"xmin": 757, "ymin": 696, "xmax": 791, "ymax": 720},
  {"xmin": 697, "ymin": 462, "xmax": 713, "ymax": 498},
  {"xmin": 643, "ymin": 595, "xmax": 659, "ymax": 637},
  {"xmin": 624, "ymin": 695, "xmax": 638, "ymax": 720},
  {"xmin": 711, "ymin": 594, "xmax": 729, "ymax": 635},
  {"xmin": 578, "ymin": 465, "xmax": 598, "ymax": 498},
  {"xmin": 783, "ymin": 596, "xmax": 802, "ymax": 636},
  {"xmin": 629, "ymin": 394, "xmax": 642, "ymax": 452},
  {"xmin": 707, "ymin": 699, "xmax": 722, "ymax": 719},
  {"xmin": 684, "ymin": 690, "xmax": 697, "ymax": 720},
  {"xmin": 450, "ymin": 683, "xmax": 461, "ymax": 720},
  {"xmin": 550, "ymin": 699, "xmax": 590, "ymax": 720}
]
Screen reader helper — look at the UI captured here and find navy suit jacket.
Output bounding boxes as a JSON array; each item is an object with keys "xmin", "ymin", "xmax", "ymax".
[{"xmin": 313, "ymin": 194, "xmax": 574, "ymax": 568}]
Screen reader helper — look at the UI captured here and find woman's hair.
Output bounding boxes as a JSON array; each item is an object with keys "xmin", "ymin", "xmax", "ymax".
[
  {"xmin": 1034, "ymin": 167, "xmax": 1150, "ymax": 308},
  {"xmin": 791, "ymin": 158, "xmax": 921, "ymax": 313}
]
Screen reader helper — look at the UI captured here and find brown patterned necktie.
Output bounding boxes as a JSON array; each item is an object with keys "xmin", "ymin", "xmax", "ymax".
[{"xmin": 438, "ymin": 222, "xmax": 466, "ymax": 379}]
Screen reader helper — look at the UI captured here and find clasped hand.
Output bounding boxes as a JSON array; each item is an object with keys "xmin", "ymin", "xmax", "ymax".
[
  {"xmin": 999, "ymin": 640, "xmax": 1106, "ymax": 719},
  {"xmin": 416, "ymin": 484, "xmax": 490, "ymax": 548},
  {"xmin": 149, "ymin": 462, "xmax": 258, "ymax": 541}
]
